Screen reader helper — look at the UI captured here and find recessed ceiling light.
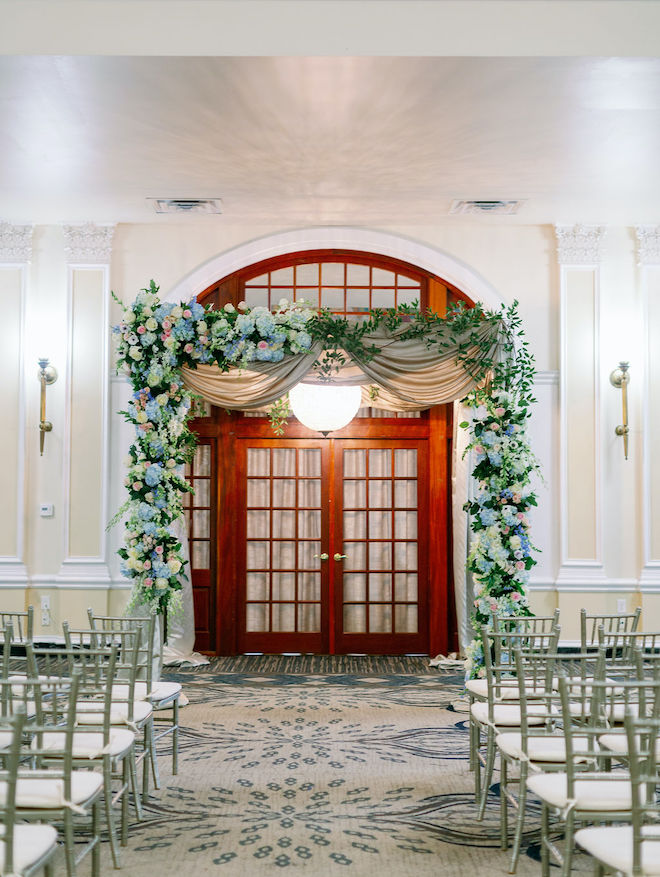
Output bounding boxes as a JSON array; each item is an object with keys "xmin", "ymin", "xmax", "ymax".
[
  {"xmin": 449, "ymin": 200, "xmax": 525, "ymax": 216},
  {"xmin": 148, "ymin": 198, "xmax": 223, "ymax": 215}
]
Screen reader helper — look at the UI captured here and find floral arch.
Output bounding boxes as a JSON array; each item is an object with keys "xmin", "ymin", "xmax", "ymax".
[{"xmin": 112, "ymin": 234, "xmax": 539, "ymax": 677}]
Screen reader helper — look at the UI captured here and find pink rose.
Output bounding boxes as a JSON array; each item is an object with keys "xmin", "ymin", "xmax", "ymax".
[
  {"xmin": 160, "ymin": 333, "xmax": 169, "ymax": 341},
  {"xmin": 515, "ymin": 561, "xmax": 525, "ymax": 570},
  {"xmin": 503, "ymin": 526, "xmax": 509, "ymax": 534},
  {"xmin": 474, "ymin": 445, "xmax": 484, "ymax": 455},
  {"xmin": 170, "ymin": 383, "xmax": 179, "ymax": 393},
  {"xmin": 517, "ymin": 512, "xmax": 525, "ymax": 519},
  {"xmin": 143, "ymin": 560, "xmax": 151, "ymax": 570},
  {"xmin": 184, "ymin": 343, "xmax": 194, "ymax": 354},
  {"xmin": 155, "ymin": 546, "xmax": 164, "ymax": 554},
  {"xmin": 162, "ymin": 320, "xmax": 171, "ymax": 330},
  {"xmin": 495, "ymin": 407, "xmax": 506, "ymax": 416},
  {"xmin": 513, "ymin": 494, "xmax": 521, "ymax": 503},
  {"xmin": 144, "ymin": 461, "xmax": 151, "ymax": 467},
  {"xmin": 132, "ymin": 481, "xmax": 142, "ymax": 490},
  {"xmin": 511, "ymin": 591, "xmax": 520, "ymax": 601},
  {"xmin": 144, "ymin": 578, "xmax": 153, "ymax": 587},
  {"xmin": 490, "ymin": 602, "xmax": 498, "ymax": 612},
  {"xmin": 258, "ymin": 341, "xmax": 268, "ymax": 349},
  {"xmin": 183, "ymin": 309, "xmax": 192, "ymax": 319},
  {"xmin": 137, "ymin": 325, "xmax": 146, "ymax": 334}
]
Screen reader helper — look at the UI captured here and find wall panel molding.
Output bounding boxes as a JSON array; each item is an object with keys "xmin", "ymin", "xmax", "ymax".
[
  {"xmin": 555, "ymin": 225, "xmax": 606, "ymax": 587},
  {"xmin": 58, "ymin": 224, "xmax": 115, "ymax": 583},
  {"xmin": 0, "ymin": 227, "xmax": 32, "ymax": 584}
]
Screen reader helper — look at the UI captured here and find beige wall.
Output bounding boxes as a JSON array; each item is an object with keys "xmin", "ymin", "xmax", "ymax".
[{"xmin": 3, "ymin": 220, "xmax": 658, "ymax": 642}]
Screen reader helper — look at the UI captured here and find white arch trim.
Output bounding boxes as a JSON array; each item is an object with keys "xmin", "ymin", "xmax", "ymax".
[{"xmin": 165, "ymin": 226, "xmax": 505, "ymax": 310}]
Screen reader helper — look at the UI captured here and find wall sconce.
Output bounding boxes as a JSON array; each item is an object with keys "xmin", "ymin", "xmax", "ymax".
[
  {"xmin": 609, "ymin": 360, "xmax": 630, "ymax": 460},
  {"xmin": 38, "ymin": 357, "xmax": 58, "ymax": 456}
]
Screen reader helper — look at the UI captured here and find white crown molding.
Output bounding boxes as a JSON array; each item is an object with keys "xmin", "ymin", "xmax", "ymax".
[
  {"xmin": 555, "ymin": 562, "xmax": 608, "ymax": 590},
  {"xmin": 62, "ymin": 223, "xmax": 115, "ymax": 264},
  {"xmin": 555, "ymin": 224, "xmax": 606, "ymax": 265},
  {"xmin": 635, "ymin": 226, "xmax": 660, "ymax": 266},
  {"xmin": 54, "ymin": 559, "xmax": 112, "ymax": 587},
  {"xmin": 0, "ymin": 560, "xmax": 29, "ymax": 585},
  {"xmin": 0, "ymin": 222, "xmax": 33, "ymax": 263}
]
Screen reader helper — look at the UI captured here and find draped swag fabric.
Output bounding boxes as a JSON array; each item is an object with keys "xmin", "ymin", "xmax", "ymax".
[{"xmin": 181, "ymin": 321, "xmax": 501, "ymax": 413}]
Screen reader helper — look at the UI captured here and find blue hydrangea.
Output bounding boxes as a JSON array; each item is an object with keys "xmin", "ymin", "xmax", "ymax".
[
  {"xmin": 255, "ymin": 313, "xmax": 276, "ymax": 335},
  {"xmin": 187, "ymin": 300, "xmax": 205, "ymax": 320},
  {"xmin": 235, "ymin": 313, "xmax": 254, "ymax": 334},
  {"xmin": 144, "ymin": 464, "xmax": 163, "ymax": 487},
  {"xmin": 137, "ymin": 502, "xmax": 156, "ymax": 520},
  {"xmin": 172, "ymin": 320, "xmax": 194, "ymax": 341},
  {"xmin": 479, "ymin": 507, "xmax": 497, "ymax": 526},
  {"xmin": 145, "ymin": 401, "xmax": 162, "ymax": 422},
  {"xmin": 487, "ymin": 451, "xmax": 502, "ymax": 467},
  {"xmin": 295, "ymin": 331, "xmax": 312, "ymax": 348}
]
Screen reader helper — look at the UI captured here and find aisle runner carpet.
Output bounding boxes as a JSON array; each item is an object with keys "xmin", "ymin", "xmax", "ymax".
[{"xmin": 102, "ymin": 661, "xmax": 587, "ymax": 876}]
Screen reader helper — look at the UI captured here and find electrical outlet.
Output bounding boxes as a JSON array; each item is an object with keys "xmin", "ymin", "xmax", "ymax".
[
  {"xmin": 616, "ymin": 599, "xmax": 626, "ymax": 614},
  {"xmin": 40, "ymin": 595, "xmax": 51, "ymax": 627}
]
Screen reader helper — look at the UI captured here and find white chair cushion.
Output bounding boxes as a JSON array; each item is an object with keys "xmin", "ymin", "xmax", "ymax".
[
  {"xmin": 149, "ymin": 680, "xmax": 182, "ymax": 705},
  {"xmin": 599, "ymin": 733, "xmax": 660, "ymax": 758},
  {"xmin": 34, "ymin": 728, "xmax": 135, "ymax": 759},
  {"xmin": 0, "ymin": 823, "xmax": 58, "ymax": 873},
  {"xmin": 526, "ymin": 771, "xmax": 635, "ymax": 811},
  {"xmin": 0, "ymin": 731, "xmax": 12, "ymax": 751},
  {"xmin": 471, "ymin": 701, "xmax": 555, "ymax": 727},
  {"xmin": 111, "ymin": 681, "xmax": 149, "ymax": 700},
  {"xmin": 576, "ymin": 824, "xmax": 660, "ymax": 875},
  {"xmin": 0, "ymin": 770, "xmax": 103, "ymax": 808},
  {"xmin": 76, "ymin": 699, "xmax": 153, "ymax": 725},
  {"xmin": 496, "ymin": 732, "xmax": 591, "ymax": 763},
  {"xmin": 467, "ymin": 677, "xmax": 559, "ymax": 701}
]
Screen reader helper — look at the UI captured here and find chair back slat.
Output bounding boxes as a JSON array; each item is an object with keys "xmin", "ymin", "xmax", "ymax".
[
  {"xmin": 0, "ymin": 606, "xmax": 34, "ymax": 644},
  {"xmin": 581, "ymin": 606, "xmax": 641, "ymax": 649}
]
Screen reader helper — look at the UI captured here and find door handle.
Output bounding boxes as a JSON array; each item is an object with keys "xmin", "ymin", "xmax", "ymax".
[
  {"xmin": 314, "ymin": 553, "xmax": 329, "ymax": 561},
  {"xmin": 334, "ymin": 553, "xmax": 347, "ymax": 561}
]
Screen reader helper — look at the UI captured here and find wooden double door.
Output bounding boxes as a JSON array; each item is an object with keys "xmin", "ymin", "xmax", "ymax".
[{"xmin": 186, "ymin": 408, "xmax": 453, "ymax": 656}]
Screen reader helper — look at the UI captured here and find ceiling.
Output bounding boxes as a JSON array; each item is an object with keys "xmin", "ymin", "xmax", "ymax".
[{"xmin": 1, "ymin": 52, "xmax": 659, "ymax": 226}]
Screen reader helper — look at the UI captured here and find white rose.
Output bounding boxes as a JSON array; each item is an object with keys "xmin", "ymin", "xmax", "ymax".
[
  {"xmin": 224, "ymin": 303, "xmax": 235, "ymax": 313},
  {"xmin": 154, "ymin": 578, "xmax": 169, "ymax": 590},
  {"xmin": 129, "ymin": 346, "xmax": 143, "ymax": 360},
  {"xmin": 124, "ymin": 311, "xmax": 136, "ymax": 324},
  {"xmin": 171, "ymin": 305, "xmax": 183, "ymax": 320},
  {"xmin": 145, "ymin": 317, "xmax": 158, "ymax": 331},
  {"xmin": 197, "ymin": 320, "xmax": 208, "ymax": 334},
  {"xmin": 167, "ymin": 558, "xmax": 182, "ymax": 575},
  {"xmin": 237, "ymin": 301, "xmax": 247, "ymax": 310}
]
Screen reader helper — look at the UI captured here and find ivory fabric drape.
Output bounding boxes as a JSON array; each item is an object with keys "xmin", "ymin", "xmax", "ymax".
[
  {"xmin": 181, "ymin": 322, "xmax": 500, "ymax": 412},
  {"xmin": 452, "ymin": 401, "xmax": 476, "ymax": 654}
]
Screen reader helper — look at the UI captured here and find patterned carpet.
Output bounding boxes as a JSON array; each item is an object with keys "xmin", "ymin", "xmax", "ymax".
[{"xmin": 93, "ymin": 659, "xmax": 590, "ymax": 876}]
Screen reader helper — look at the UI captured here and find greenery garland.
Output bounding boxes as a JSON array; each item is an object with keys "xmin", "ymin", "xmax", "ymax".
[{"xmin": 112, "ymin": 280, "xmax": 539, "ymax": 630}]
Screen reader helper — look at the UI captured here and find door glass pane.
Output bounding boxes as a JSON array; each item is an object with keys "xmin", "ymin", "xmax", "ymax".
[
  {"xmin": 395, "ymin": 605, "xmax": 418, "ymax": 634},
  {"xmin": 369, "ymin": 511, "xmax": 392, "ymax": 539},
  {"xmin": 247, "ymin": 541, "xmax": 269, "ymax": 569},
  {"xmin": 247, "ymin": 510, "xmax": 269, "ymax": 538},
  {"xmin": 246, "ymin": 603, "xmax": 269, "ymax": 632},
  {"xmin": 193, "ymin": 479, "xmax": 210, "ymax": 506},
  {"xmin": 344, "ymin": 480, "xmax": 366, "ymax": 508},
  {"xmin": 321, "ymin": 288, "xmax": 344, "ymax": 310},
  {"xmin": 272, "ymin": 541, "xmax": 296, "ymax": 569},
  {"xmin": 193, "ymin": 510, "xmax": 210, "ymax": 536},
  {"xmin": 394, "ymin": 542, "xmax": 417, "ymax": 570},
  {"xmin": 272, "ymin": 448, "xmax": 296, "ymax": 476},
  {"xmin": 394, "ymin": 573, "xmax": 418, "ymax": 602},
  {"xmin": 247, "ymin": 479, "xmax": 269, "ymax": 507},
  {"xmin": 343, "ymin": 573, "xmax": 366, "ymax": 602},
  {"xmin": 368, "ymin": 542, "xmax": 391, "ymax": 570},
  {"xmin": 368, "ymin": 480, "xmax": 391, "ymax": 508},
  {"xmin": 299, "ymin": 573, "xmax": 320, "ymax": 602},
  {"xmin": 368, "ymin": 573, "xmax": 391, "ymax": 602},
  {"xmin": 273, "ymin": 479, "xmax": 296, "ymax": 507},
  {"xmin": 344, "ymin": 604, "xmax": 366, "ymax": 633},
  {"xmin": 247, "ymin": 448, "xmax": 270, "ymax": 476},
  {"xmin": 272, "ymin": 603, "xmax": 296, "ymax": 632},
  {"xmin": 346, "ymin": 264, "xmax": 370, "ymax": 286},
  {"xmin": 195, "ymin": 444, "xmax": 211, "ymax": 476},
  {"xmin": 299, "ymin": 541, "xmax": 321, "ymax": 569},
  {"xmin": 368, "ymin": 448, "xmax": 391, "ymax": 477},
  {"xmin": 344, "ymin": 542, "xmax": 366, "ymax": 570},
  {"xmin": 394, "ymin": 480, "xmax": 417, "ymax": 508},
  {"xmin": 192, "ymin": 542, "xmax": 209, "ymax": 569},
  {"xmin": 272, "ymin": 510, "xmax": 296, "ymax": 538},
  {"xmin": 372, "ymin": 268, "xmax": 396, "ymax": 287},
  {"xmin": 295, "ymin": 263, "xmax": 319, "ymax": 285},
  {"xmin": 369, "ymin": 604, "xmax": 392, "ymax": 633},
  {"xmin": 298, "ymin": 603, "xmax": 320, "ymax": 633},
  {"xmin": 247, "ymin": 573, "xmax": 269, "ymax": 601},
  {"xmin": 344, "ymin": 510, "xmax": 366, "ymax": 539},
  {"xmin": 272, "ymin": 573, "xmax": 296, "ymax": 600},
  {"xmin": 321, "ymin": 263, "xmax": 345, "ymax": 285},
  {"xmin": 298, "ymin": 448, "xmax": 321, "ymax": 477},
  {"xmin": 395, "ymin": 511, "xmax": 417, "ymax": 539},
  {"xmin": 343, "ymin": 450, "xmax": 366, "ymax": 477},
  {"xmin": 394, "ymin": 449, "xmax": 417, "ymax": 476},
  {"xmin": 298, "ymin": 480, "xmax": 320, "ymax": 507},
  {"xmin": 298, "ymin": 510, "xmax": 321, "ymax": 539}
]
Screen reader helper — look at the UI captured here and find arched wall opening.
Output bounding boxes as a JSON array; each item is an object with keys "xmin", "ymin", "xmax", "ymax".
[{"xmin": 170, "ymin": 229, "xmax": 504, "ymax": 656}]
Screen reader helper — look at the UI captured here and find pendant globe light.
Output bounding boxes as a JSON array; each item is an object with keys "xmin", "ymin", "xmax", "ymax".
[{"xmin": 289, "ymin": 382, "xmax": 362, "ymax": 436}]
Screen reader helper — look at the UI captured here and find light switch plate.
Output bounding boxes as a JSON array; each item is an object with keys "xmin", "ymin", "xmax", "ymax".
[{"xmin": 39, "ymin": 503, "xmax": 54, "ymax": 517}]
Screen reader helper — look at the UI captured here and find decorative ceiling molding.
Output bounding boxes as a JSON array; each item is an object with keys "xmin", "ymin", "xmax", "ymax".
[
  {"xmin": 554, "ymin": 224, "xmax": 606, "ymax": 265},
  {"xmin": 0, "ymin": 222, "xmax": 34, "ymax": 263},
  {"xmin": 63, "ymin": 223, "xmax": 115, "ymax": 264},
  {"xmin": 635, "ymin": 225, "xmax": 660, "ymax": 266}
]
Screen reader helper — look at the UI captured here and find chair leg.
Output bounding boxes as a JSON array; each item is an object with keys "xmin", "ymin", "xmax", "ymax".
[
  {"xmin": 468, "ymin": 698, "xmax": 476, "ymax": 772},
  {"xmin": 92, "ymin": 797, "xmax": 101, "ymax": 877},
  {"xmin": 500, "ymin": 757, "xmax": 508, "ymax": 850},
  {"xmin": 509, "ymin": 762, "xmax": 528, "ymax": 874},
  {"xmin": 541, "ymin": 802, "xmax": 550, "ymax": 877},
  {"xmin": 149, "ymin": 718, "xmax": 161, "ymax": 791},
  {"xmin": 172, "ymin": 697, "xmax": 179, "ymax": 776},
  {"xmin": 561, "ymin": 810, "xmax": 575, "ymax": 877},
  {"xmin": 121, "ymin": 757, "xmax": 130, "ymax": 846},
  {"xmin": 478, "ymin": 726, "xmax": 496, "ymax": 819},
  {"xmin": 142, "ymin": 723, "xmax": 150, "ymax": 804},
  {"xmin": 474, "ymin": 722, "xmax": 482, "ymax": 803},
  {"xmin": 129, "ymin": 748, "xmax": 143, "ymax": 821},
  {"xmin": 104, "ymin": 768, "xmax": 121, "ymax": 869},
  {"xmin": 63, "ymin": 809, "xmax": 77, "ymax": 877}
]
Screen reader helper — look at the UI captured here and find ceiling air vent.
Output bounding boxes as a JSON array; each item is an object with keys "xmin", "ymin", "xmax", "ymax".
[
  {"xmin": 449, "ymin": 200, "xmax": 525, "ymax": 216},
  {"xmin": 148, "ymin": 198, "xmax": 223, "ymax": 215}
]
